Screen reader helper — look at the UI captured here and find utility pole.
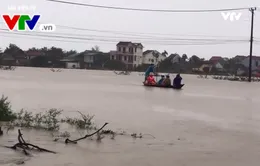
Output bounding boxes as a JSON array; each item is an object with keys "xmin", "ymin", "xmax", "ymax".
[{"xmin": 248, "ymin": 7, "xmax": 256, "ymax": 82}]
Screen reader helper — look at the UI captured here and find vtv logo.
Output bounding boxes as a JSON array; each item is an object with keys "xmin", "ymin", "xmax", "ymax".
[
  {"xmin": 221, "ymin": 12, "xmax": 242, "ymax": 21},
  {"xmin": 2, "ymin": 15, "xmax": 40, "ymax": 31},
  {"xmin": 2, "ymin": 14, "xmax": 56, "ymax": 32}
]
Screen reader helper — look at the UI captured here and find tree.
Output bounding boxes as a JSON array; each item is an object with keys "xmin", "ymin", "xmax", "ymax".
[
  {"xmin": 65, "ymin": 50, "xmax": 77, "ymax": 57},
  {"xmin": 189, "ymin": 55, "xmax": 201, "ymax": 64},
  {"xmin": 45, "ymin": 47, "xmax": 64, "ymax": 65},
  {"xmin": 27, "ymin": 47, "xmax": 38, "ymax": 51},
  {"xmin": 162, "ymin": 50, "xmax": 168, "ymax": 57},
  {"xmin": 181, "ymin": 54, "xmax": 188, "ymax": 62},
  {"xmin": 4, "ymin": 44, "xmax": 23, "ymax": 55},
  {"xmin": 30, "ymin": 56, "xmax": 50, "ymax": 67},
  {"xmin": 91, "ymin": 45, "xmax": 100, "ymax": 52}
]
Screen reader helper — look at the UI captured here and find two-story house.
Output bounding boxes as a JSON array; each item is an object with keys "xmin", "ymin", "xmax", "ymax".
[
  {"xmin": 142, "ymin": 50, "xmax": 166, "ymax": 65},
  {"xmin": 110, "ymin": 41, "xmax": 143, "ymax": 70}
]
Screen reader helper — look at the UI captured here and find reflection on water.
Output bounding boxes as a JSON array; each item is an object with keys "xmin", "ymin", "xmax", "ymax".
[{"xmin": 0, "ymin": 67, "xmax": 260, "ymax": 166}]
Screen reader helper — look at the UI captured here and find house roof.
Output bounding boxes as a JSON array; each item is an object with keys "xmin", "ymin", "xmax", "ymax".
[
  {"xmin": 116, "ymin": 41, "xmax": 143, "ymax": 48},
  {"xmin": 143, "ymin": 50, "xmax": 161, "ymax": 58},
  {"xmin": 234, "ymin": 55, "xmax": 260, "ymax": 60},
  {"xmin": 234, "ymin": 55, "xmax": 246, "ymax": 59},
  {"xmin": 209, "ymin": 56, "xmax": 223, "ymax": 61},
  {"xmin": 249, "ymin": 56, "xmax": 260, "ymax": 60}
]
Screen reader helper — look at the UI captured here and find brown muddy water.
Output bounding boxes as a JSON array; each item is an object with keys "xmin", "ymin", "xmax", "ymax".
[{"xmin": 0, "ymin": 67, "xmax": 260, "ymax": 166}]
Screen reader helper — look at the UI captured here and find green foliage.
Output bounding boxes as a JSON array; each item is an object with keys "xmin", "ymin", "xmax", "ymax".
[
  {"xmin": 0, "ymin": 95, "xmax": 99, "ymax": 133},
  {"xmin": 0, "ymin": 95, "xmax": 17, "ymax": 121},
  {"xmin": 62, "ymin": 111, "xmax": 96, "ymax": 130},
  {"xmin": 13, "ymin": 108, "xmax": 62, "ymax": 131},
  {"xmin": 15, "ymin": 109, "xmax": 34, "ymax": 127},
  {"xmin": 30, "ymin": 56, "xmax": 50, "ymax": 67},
  {"xmin": 42, "ymin": 109, "xmax": 63, "ymax": 131}
]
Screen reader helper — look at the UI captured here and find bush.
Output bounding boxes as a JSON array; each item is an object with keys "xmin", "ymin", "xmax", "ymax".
[{"xmin": 0, "ymin": 95, "xmax": 17, "ymax": 121}]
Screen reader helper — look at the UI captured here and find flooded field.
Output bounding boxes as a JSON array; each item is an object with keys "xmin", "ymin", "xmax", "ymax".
[{"xmin": 0, "ymin": 67, "xmax": 260, "ymax": 166}]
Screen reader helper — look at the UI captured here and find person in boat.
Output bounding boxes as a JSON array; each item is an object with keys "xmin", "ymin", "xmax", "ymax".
[
  {"xmin": 157, "ymin": 75, "xmax": 165, "ymax": 85},
  {"xmin": 173, "ymin": 74, "xmax": 182, "ymax": 87},
  {"xmin": 144, "ymin": 63, "xmax": 155, "ymax": 81},
  {"xmin": 162, "ymin": 75, "xmax": 171, "ymax": 86},
  {"xmin": 146, "ymin": 73, "xmax": 156, "ymax": 85}
]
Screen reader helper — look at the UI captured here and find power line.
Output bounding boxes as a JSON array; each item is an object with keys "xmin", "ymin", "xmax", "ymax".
[
  {"xmin": 0, "ymin": 28, "xmax": 249, "ymax": 42},
  {"xmin": 46, "ymin": 0, "xmax": 252, "ymax": 13},
  {"xmin": 0, "ymin": 22, "xmax": 253, "ymax": 39},
  {"xmin": 0, "ymin": 30, "xmax": 247, "ymax": 46},
  {"xmin": 0, "ymin": 22, "xmax": 252, "ymax": 40},
  {"xmin": 55, "ymin": 25, "xmax": 250, "ymax": 39}
]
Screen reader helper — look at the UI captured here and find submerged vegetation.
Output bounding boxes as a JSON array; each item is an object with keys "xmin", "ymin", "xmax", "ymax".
[
  {"xmin": 0, "ymin": 95, "xmax": 149, "ymax": 139},
  {"xmin": 0, "ymin": 95, "xmax": 155, "ymax": 164}
]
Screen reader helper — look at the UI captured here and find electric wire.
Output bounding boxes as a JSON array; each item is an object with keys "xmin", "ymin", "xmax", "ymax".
[{"xmin": 46, "ymin": 0, "xmax": 254, "ymax": 13}]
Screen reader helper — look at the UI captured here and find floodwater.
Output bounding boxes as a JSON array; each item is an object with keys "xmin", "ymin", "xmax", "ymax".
[{"xmin": 0, "ymin": 67, "xmax": 260, "ymax": 166}]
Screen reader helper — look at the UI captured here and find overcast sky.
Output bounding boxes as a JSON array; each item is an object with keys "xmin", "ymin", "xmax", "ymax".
[{"xmin": 0, "ymin": 0, "xmax": 260, "ymax": 59}]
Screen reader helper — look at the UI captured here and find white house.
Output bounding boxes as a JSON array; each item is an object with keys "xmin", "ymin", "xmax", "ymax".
[
  {"xmin": 142, "ymin": 50, "xmax": 166, "ymax": 65},
  {"xmin": 240, "ymin": 56, "xmax": 260, "ymax": 70},
  {"xmin": 110, "ymin": 41, "xmax": 143, "ymax": 69}
]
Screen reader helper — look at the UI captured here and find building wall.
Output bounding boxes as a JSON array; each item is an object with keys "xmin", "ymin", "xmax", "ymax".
[
  {"xmin": 66, "ymin": 62, "xmax": 80, "ymax": 68},
  {"xmin": 133, "ymin": 47, "xmax": 143, "ymax": 67},
  {"xmin": 111, "ymin": 45, "xmax": 143, "ymax": 69},
  {"xmin": 214, "ymin": 62, "xmax": 223, "ymax": 69},
  {"xmin": 142, "ymin": 52, "xmax": 166, "ymax": 65},
  {"xmin": 84, "ymin": 55, "xmax": 94, "ymax": 63},
  {"xmin": 241, "ymin": 57, "xmax": 260, "ymax": 70}
]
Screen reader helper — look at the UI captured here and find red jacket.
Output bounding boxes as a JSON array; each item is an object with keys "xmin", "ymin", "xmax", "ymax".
[{"xmin": 147, "ymin": 76, "xmax": 156, "ymax": 84}]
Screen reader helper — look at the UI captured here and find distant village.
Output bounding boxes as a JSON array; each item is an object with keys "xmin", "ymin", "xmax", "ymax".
[{"xmin": 0, "ymin": 41, "xmax": 259, "ymax": 76}]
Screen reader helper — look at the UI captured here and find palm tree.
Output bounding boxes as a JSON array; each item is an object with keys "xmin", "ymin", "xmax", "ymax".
[{"xmin": 162, "ymin": 50, "xmax": 168, "ymax": 57}]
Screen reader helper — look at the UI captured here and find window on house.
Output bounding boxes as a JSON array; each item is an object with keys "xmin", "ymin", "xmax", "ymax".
[
  {"xmin": 118, "ymin": 47, "xmax": 121, "ymax": 52},
  {"xmin": 256, "ymin": 61, "xmax": 258, "ymax": 66},
  {"xmin": 134, "ymin": 56, "xmax": 136, "ymax": 61},
  {"xmin": 124, "ymin": 56, "xmax": 127, "ymax": 61},
  {"xmin": 111, "ymin": 55, "xmax": 114, "ymax": 60},
  {"xmin": 128, "ymin": 56, "xmax": 133, "ymax": 62},
  {"xmin": 135, "ymin": 48, "xmax": 137, "ymax": 52},
  {"xmin": 123, "ymin": 47, "xmax": 126, "ymax": 53}
]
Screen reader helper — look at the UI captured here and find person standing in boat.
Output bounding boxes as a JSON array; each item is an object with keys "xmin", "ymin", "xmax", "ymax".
[
  {"xmin": 173, "ymin": 74, "xmax": 182, "ymax": 87},
  {"xmin": 162, "ymin": 75, "xmax": 171, "ymax": 86},
  {"xmin": 144, "ymin": 63, "xmax": 155, "ymax": 81}
]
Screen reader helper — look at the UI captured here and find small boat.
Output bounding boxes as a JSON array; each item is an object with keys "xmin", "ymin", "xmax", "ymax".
[{"xmin": 143, "ymin": 82, "xmax": 184, "ymax": 89}]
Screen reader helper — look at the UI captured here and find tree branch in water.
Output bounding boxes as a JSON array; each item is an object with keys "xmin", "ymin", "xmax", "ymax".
[
  {"xmin": 4, "ymin": 129, "xmax": 56, "ymax": 155},
  {"xmin": 65, "ymin": 123, "xmax": 108, "ymax": 144}
]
